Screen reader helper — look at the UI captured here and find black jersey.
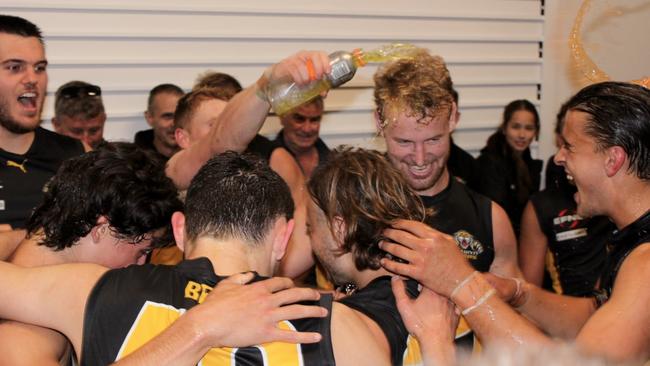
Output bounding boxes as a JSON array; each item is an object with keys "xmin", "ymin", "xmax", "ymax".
[
  {"xmin": 81, "ymin": 258, "xmax": 334, "ymax": 366},
  {"xmin": 339, "ymin": 276, "xmax": 420, "ymax": 366},
  {"xmin": 246, "ymin": 135, "xmax": 280, "ymax": 162},
  {"xmin": 0, "ymin": 127, "xmax": 84, "ymax": 228},
  {"xmin": 598, "ymin": 210, "xmax": 650, "ymax": 300},
  {"xmin": 422, "ymin": 178, "xmax": 495, "ymax": 272},
  {"xmin": 530, "ymin": 188, "xmax": 612, "ymax": 297}
]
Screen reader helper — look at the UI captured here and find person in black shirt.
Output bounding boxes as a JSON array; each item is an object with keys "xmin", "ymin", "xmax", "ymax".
[{"xmin": 135, "ymin": 83, "xmax": 184, "ymax": 159}]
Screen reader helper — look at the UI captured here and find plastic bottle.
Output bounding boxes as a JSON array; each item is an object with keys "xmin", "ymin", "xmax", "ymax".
[
  {"xmin": 263, "ymin": 49, "xmax": 366, "ymax": 116},
  {"xmin": 262, "ymin": 44, "xmax": 421, "ymax": 116}
]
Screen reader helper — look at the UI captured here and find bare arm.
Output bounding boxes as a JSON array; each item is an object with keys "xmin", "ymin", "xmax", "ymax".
[
  {"xmin": 489, "ymin": 202, "xmax": 521, "ymax": 278},
  {"xmin": 518, "ymin": 200, "xmax": 549, "ymax": 286},
  {"xmin": 0, "ymin": 321, "xmax": 68, "ymax": 366},
  {"xmin": 0, "ymin": 229, "xmax": 26, "ymax": 260},
  {"xmin": 0, "ymin": 261, "xmax": 107, "ymax": 355},
  {"xmin": 331, "ymin": 302, "xmax": 391, "ymax": 366},
  {"xmin": 575, "ymin": 243, "xmax": 650, "ymax": 362},
  {"xmin": 380, "ymin": 220, "xmax": 551, "ymax": 348},
  {"xmin": 112, "ymin": 274, "xmax": 327, "ymax": 366},
  {"xmin": 166, "ymin": 51, "xmax": 331, "ymax": 190}
]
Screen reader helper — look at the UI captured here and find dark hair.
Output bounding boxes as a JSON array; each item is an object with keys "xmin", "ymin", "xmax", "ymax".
[
  {"xmin": 27, "ymin": 143, "xmax": 183, "ymax": 250},
  {"xmin": 562, "ymin": 81, "xmax": 650, "ymax": 180},
  {"xmin": 184, "ymin": 151, "xmax": 294, "ymax": 245},
  {"xmin": 0, "ymin": 15, "xmax": 43, "ymax": 43},
  {"xmin": 499, "ymin": 99, "xmax": 540, "ymax": 139},
  {"xmin": 147, "ymin": 83, "xmax": 184, "ymax": 112},
  {"xmin": 308, "ymin": 147, "xmax": 428, "ymax": 271},
  {"xmin": 193, "ymin": 72, "xmax": 243, "ymax": 99},
  {"xmin": 174, "ymin": 87, "xmax": 233, "ymax": 130},
  {"xmin": 54, "ymin": 81, "xmax": 105, "ymax": 119}
]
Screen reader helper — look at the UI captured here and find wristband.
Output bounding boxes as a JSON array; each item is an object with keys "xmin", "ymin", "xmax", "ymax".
[
  {"xmin": 450, "ymin": 271, "xmax": 478, "ymax": 299},
  {"xmin": 461, "ymin": 288, "xmax": 496, "ymax": 316}
]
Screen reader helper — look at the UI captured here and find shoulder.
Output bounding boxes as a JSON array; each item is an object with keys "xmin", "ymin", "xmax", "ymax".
[{"xmin": 34, "ymin": 127, "xmax": 84, "ymax": 157}]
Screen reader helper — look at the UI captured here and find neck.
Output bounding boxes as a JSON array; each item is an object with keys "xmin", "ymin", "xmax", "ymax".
[
  {"xmin": 351, "ymin": 267, "xmax": 393, "ymax": 290},
  {"xmin": 11, "ymin": 235, "xmax": 71, "ymax": 267},
  {"xmin": 153, "ymin": 138, "xmax": 179, "ymax": 158},
  {"xmin": 184, "ymin": 237, "xmax": 271, "ymax": 277},
  {"xmin": 607, "ymin": 181, "xmax": 650, "ymax": 229},
  {"xmin": 418, "ymin": 168, "xmax": 451, "ymax": 197},
  {"xmin": 0, "ymin": 127, "xmax": 36, "ymax": 155}
]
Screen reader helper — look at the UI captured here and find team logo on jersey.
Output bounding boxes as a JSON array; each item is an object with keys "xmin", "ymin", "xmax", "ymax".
[
  {"xmin": 454, "ymin": 230, "xmax": 484, "ymax": 260},
  {"xmin": 553, "ymin": 209, "xmax": 583, "ymax": 229}
]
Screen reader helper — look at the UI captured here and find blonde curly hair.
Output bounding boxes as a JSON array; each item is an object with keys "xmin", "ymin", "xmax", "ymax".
[{"xmin": 373, "ymin": 49, "xmax": 454, "ymax": 127}]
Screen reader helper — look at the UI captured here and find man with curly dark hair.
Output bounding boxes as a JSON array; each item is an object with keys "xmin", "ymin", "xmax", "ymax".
[{"xmin": 0, "ymin": 142, "xmax": 183, "ymax": 365}]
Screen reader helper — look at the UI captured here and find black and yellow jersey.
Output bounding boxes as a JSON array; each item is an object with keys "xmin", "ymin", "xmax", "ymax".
[{"xmin": 81, "ymin": 258, "xmax": 334, "ymax": 366}]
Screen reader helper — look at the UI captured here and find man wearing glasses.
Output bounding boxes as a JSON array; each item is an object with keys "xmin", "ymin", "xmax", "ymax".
[
  {"xmin": 52, "ymin": 81, "xmax": 107, "ymax": 149},
  {"xmin": 0, "ymin": 15, "xmax": 86, "ymax": 232}
]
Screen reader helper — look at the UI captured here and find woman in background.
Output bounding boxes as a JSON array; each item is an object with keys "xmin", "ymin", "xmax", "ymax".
[{"xmin": 474, "ymin": 99, "xmax": 542, "ymax": 236}]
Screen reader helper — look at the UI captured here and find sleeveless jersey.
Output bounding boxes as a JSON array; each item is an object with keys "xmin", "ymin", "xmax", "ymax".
[
  {"xmin": 0, "ymin": 127, "xmax": 84, "ymax": 228},
  {"xmin": 530, "ymin": 188, "xmax": 612, "ymax": 296},
  {"xmin": 598, "ymin": 209, "xmax": 650, "ymax": 300},
  {"xmin": 421, "ymin": 178, "xmax": 494, "ymax": 351},
  {"xmin": 81, "ymin": 258, "xmax": 335, "ymax": 366},
  {"xmin": 339, "ymin": 276, "xmax": 420, "ymax": 366},
  {"xmin": 422, "ymin": 178, "xmax": 495, "ymax": 272}
]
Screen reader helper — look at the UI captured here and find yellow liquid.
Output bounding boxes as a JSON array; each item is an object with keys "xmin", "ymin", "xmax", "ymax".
[{"xmin": 361, "ymin": 43, "xmax": 421, "ymax": 63}]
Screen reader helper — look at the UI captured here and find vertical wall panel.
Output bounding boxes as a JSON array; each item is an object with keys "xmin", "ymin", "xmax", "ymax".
[{"xmin": 1, "ymin": 1, "xmax": 543, "ymax": 153}]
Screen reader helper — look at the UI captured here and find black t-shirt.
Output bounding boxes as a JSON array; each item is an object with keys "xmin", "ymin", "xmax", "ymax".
[
  {"xmin": 245, "ymin": 135, "xmax": 280, "ymax": 162},
  {"xmin": 530, "ymin": 187, "xmax": 612, "ymax": 296},
  {"xmin": 82, "ymin": 258, "xmax": 335, "ymax": 366},
  {"xmin": 447, "ymin": 139, "xmax": 476, "ymax": 186},
  {"xmin": 0, "ymin": 127, "xmax": 84, "ymax": 228}
]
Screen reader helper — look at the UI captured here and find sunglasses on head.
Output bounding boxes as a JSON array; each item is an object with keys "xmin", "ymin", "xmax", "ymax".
[{"xmin": 59, "ymin": 84, "xmax": 102, "ymax": 99}]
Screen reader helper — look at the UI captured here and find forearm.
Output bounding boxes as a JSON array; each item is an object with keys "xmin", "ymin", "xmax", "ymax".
[
  {"xmin": 420, "ymin": 337, "xmax": 455, "ymax": 366},
  {"xmin": 112, "ymin": 310, "xmax": 212, "ymax": 366},
  {"xmin": 0, "ymin": 229, "xmax": 26, "ymax": 260},
  {"xmin": 516, "ymin": 283, "xmax": 595, "ymax": 339},
  {"xmin": 165, "ymin": 81, "xmax": 271, "ymax": 190},
  {"xmin": 452, "ymin": 274, "xmax": 552, "ymax": 348}
]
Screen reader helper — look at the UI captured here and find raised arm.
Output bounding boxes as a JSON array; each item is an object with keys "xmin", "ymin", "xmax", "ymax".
[
  {"xmin": 112, "ymin": 274, "xmax": 327, "ymax": 366},
  {"xmin": 166, "ymin": 51, "xmax": 331, "ymax": 189}
]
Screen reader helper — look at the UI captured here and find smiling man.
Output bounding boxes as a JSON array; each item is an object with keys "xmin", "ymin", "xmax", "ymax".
[
  {"xmin": 52, "ymin": 80, "xmax": 106, "ymax": 149},
  {"xmin": 0, "ymin": 15, "xmax": 85, "ymax": 230},
  {"xmin": 274, "ymin": 96, "xmax": 329, "ymax": 178}
]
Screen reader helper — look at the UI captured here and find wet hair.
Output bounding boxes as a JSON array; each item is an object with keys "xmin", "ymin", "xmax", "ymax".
[
  {"xmin": 173, "ymin": 87, "xmax": 232, "ymax": 130},
  {"xmin": 147, "ymin": 83, "xmax": 184, "ymax": 113},
  {"xmin": 499, "ymin": 99, "xmax": 540, "ymax": 139},
  {"xmin": 0, "ymin": 15, "xmax": 43, "ymax": 43},
  {"xmin": 308, "ymin": 147, "xmax": 428, "ymax": 271},
  {"xmin": 374, "ymin": 48, "xmax": 454, "ymax": 126},
  {"xmin": 184, "ymin": 151, "xmax": 294, "ymax": 245},
  {"xmin": 27, "ymin": 143, "xmax": 183, "ymax": 250},
  {"xmin": 54, "ymin": 81, "xmax": 105, "ymax": 120},
  {"xmin": 562, "ymin": 81, "xmax": 650, "ymax": 180},
  {"xmin": 193, "ymin": 72, "xmax": 243, "ymax": 100}
]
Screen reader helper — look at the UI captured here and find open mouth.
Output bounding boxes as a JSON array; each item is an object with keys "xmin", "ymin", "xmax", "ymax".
[{"xmin": 18, "ymin": 92, "xmax": 38, "ymax": 109}]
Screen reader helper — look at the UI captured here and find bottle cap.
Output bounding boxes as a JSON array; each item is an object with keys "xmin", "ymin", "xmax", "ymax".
[{"xmin": 352, "ymin": 48, "xmax": 367, "ymax": 67}]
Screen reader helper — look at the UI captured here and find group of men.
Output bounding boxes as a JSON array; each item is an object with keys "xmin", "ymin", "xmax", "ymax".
[{"xmin": 0, "ymin": 13, "xmax": 648, "ymax": 366}]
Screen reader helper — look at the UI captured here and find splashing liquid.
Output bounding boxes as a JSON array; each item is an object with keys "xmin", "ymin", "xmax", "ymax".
[{"xmin": 267, "ymin": 44, "xmax": 420, "ymax": 116}]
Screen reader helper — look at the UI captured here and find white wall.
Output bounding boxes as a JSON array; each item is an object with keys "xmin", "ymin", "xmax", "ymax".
[{"xmin": 1, "ymin": 0, "xmax": 543, "ymax": 156}]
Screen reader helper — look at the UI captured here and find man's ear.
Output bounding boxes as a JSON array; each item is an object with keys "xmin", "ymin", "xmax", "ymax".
[
  {"xmin": 374, "ymin": 110, "xmax": 385, "ymax": 136},
  {"xmin": 171, "ymin": 211, "xmax": 186, "ymax": 252},
  {"xmin": 604, "ymin": 146, "xmax": 627, "ymax": 177},
  {"xmin": 90, "ymin": 216, "xmax": 109, "ymax": 243},
  {"xmin": 175, "ymin": 128, "xmax": 191, "ymax": 149},
  {"xmin": 448, "ymin": 102, "xmax": 459, "ymax": 133},
  {"xmin": 272, "ymin": 218, "xmax": 295, "ymax": 262},
  {"xmin": 144, "ymin": 110, "xmax": 154, "ymax": 127}
]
